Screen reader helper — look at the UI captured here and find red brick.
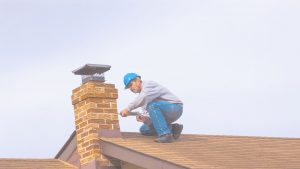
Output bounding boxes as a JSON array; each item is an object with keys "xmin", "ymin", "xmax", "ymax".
[
  {"xmin": 85, "ymin": 98, "xmax": 104, "ymax": 103},
  {"xmin": 104, "ymin": 88, "xmax": 118, "ymax": 93},
  {"xmin": 79, "ymin": 121, "xmax": 87, "ymax": 128},
  {"xmin": 88, "ymin": 119, "xmax": 105, "ymax": 124},
  {"xmin": 82, "ymin": 152, "xmax": 91, "ymax": 158},
  {"xmin": 80, "ymin": 131, "xmax": 88, "ymax": 138},
  {"xmin": 79, "ymin": 101, "xmax": 87, "ymax": 107},
  {"xmin": 80, "ymin": 93, "xmax": 95, "ymax": 100},
  {"xmin": 97, "ymin": 103, "xmax": 111, "ymax": 108},
  {"xmin": 104, "ymin": 109, "xmax": 117, "ymax": 114},
  {"xmin": 72, "ymin": 98, "xmax": 80, "ymax": 105},
  {"xmin": 77, "ymin": 138, "xmax": 84, "ymax": 145},
  {"xmin": 88, "ymin": 128, "xmax": 97, "ymax": 134},
  {"xmin": 105, "ymin": 119, "xmax": 119, "ymax": 125},
  {"xmin": 86, "ymin": 145, "xmax": 100, "ymax": 151},
  {"xmin": 111, "ymin": 93, "xmax": 118, "ymax": 99},
  {"xmin": 109, "ymin": 103, "xmax": 117, "ymax": 109},
  {"xmin": 111, "ymin": 114, "xmax": 119, "ymax": 120},
  {"xmin": 77, "ymin": 128, "xmax": 84, "ymax": 134},
  {"xmin": 72, "ymin": 87, "xmax": 81, "ymax": 93},
  {"xmin": 82, "ymin": 141, "xmax": 90, "ymax": 147},
  {"xmin": 87, "ymin": 108, "xmax": 104, "ymax": 114},
  {"xmin": 75, "ymin": 118, "xmax": 83, "ymax": 124},
  {"xmin": 104, "ymin": 84, "xmax": 115, "ymax": 88}
]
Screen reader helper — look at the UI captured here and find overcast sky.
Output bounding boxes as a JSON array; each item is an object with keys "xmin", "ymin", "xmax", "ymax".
[{"xmin": 0, "ymin": 0, "xmax": 299, "ymax": 158}]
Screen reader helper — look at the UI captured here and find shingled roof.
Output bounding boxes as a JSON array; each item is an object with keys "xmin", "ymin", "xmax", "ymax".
[
  {"xmin": 55, "ymin": 131, "xmax": 300, "ymax": 169},
  {"xmin": 0, "ymin": 159, "xmax": 77, "ymax": 169},
  {"xmin": 101, "ymin": 132, "xmax": 300, "ymax": 169},
  {"xmin": 2, "ymin": 132, "xmax": 299, "ymax": 169}
]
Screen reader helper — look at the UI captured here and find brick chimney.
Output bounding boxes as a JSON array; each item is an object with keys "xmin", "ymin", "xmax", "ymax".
[{"xmin": 71, "ymin": 64, "xmax": 121, "ymax": 169}]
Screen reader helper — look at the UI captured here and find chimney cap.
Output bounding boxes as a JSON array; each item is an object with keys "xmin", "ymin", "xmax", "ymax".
[{"xmin": 72, "ymin": 64, "xmax": 111, "ymax": 75}]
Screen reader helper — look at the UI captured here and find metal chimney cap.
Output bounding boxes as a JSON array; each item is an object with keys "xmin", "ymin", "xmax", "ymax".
[{"xmin": 72, "ymin": 64, "xmax": 111, "ymax": 75}]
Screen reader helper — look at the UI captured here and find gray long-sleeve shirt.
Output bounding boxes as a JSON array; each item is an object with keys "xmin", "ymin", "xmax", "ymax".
[{"xmin": 127, "ymin": 81, "xmax": 183, "ymax": 112}]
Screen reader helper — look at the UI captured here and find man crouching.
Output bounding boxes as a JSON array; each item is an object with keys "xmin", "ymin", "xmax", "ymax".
[{"xmin": 120, "ymin": 73, "xmax": 183, "ymax": 143}]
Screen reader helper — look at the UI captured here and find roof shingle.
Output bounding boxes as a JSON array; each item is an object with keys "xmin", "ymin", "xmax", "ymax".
[{"xmin": 101, "ymin": 132, "xmax": 300, "ymax": 169}]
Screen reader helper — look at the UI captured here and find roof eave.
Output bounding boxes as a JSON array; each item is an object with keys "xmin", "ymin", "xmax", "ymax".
[{"xmin": 100, "ymin": 139, "xmax": 188, "ymax": 169}]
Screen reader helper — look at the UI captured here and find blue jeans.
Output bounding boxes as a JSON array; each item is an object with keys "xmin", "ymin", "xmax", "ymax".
[{"xmin": 139, "ymin": 101, "xmax": 183, "ymax": 137}]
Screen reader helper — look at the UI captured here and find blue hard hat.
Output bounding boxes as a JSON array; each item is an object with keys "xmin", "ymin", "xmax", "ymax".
[{"xmin": 123, "ymin": 73, "xmax": 141, "ymax": 89}]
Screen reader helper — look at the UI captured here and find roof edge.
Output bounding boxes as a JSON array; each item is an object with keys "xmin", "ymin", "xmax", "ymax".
[
  {"xmin": 57, "ymin": 159, "xmax": 78, "ymax": 168},
  {"xmin": 55, "ymin": 131, "xmax": 76, "ymax": 159},
  {"xmin": 100, "ymin": 139, "xmax": 189, "ymax": 169}
]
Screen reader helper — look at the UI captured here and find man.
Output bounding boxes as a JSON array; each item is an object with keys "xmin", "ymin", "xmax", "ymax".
[{"xmin": 120, "ymin": 73, "xmax": 183, "ymax": 143}]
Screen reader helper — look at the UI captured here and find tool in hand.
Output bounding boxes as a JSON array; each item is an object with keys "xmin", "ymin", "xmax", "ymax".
[
  {"xmin": 119, "ymin": 111, "xmax": 151, "ymax": 125},
  {"xmin": 119, "ymin": 111, "xmax": 141, "ymax": 116}
]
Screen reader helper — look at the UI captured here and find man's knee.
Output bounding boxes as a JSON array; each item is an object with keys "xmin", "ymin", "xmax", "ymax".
[{"xmin": 139, "ymin": 124, "xmax": 155, "ymax": 136}]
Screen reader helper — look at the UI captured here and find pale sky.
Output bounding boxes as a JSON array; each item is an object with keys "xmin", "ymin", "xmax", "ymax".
[{"xmin": 0, "ymin": 0, "xmax": 299, "ymax": 158}]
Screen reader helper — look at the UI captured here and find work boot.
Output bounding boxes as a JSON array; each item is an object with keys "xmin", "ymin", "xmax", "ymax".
[
  {"xmin": 172, "ymin": 123, "xmax": 183, "ymax": 140},
  {"xmin": 154, "ymin": 134, "xmax": 173, "ymax": 143}
]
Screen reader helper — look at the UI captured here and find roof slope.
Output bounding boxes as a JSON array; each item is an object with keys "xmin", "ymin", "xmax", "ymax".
[
  {"xmin": 101, "ymin": 132, "xmax": 300, "ymax": 169},
  {"xmin": 0, "ymin": 159, "xmax": 77, "ymax": 169}
]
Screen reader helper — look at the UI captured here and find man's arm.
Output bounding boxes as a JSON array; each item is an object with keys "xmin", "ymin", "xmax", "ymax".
[
  {"xmin": 127, "ymin": 83, "xmax": 162, "ymax": 111},
  {"xmin": 120, "ymin": 110, "xmax": 140, "ymax": 117}
]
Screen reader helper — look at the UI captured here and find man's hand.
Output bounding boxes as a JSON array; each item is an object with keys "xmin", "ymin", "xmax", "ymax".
[
  {"xmin": 136, "ymin": 115, "xmax": 150, "ymax": 123},
  {"xmin": 120, "ymin": 108, "xmax": 129, "ymax": 117}
]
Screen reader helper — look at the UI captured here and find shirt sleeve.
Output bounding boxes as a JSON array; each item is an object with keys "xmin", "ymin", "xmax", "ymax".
[{"xmin": 127, "ymin": 82, "xmax": 161, "ymax": 111}]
